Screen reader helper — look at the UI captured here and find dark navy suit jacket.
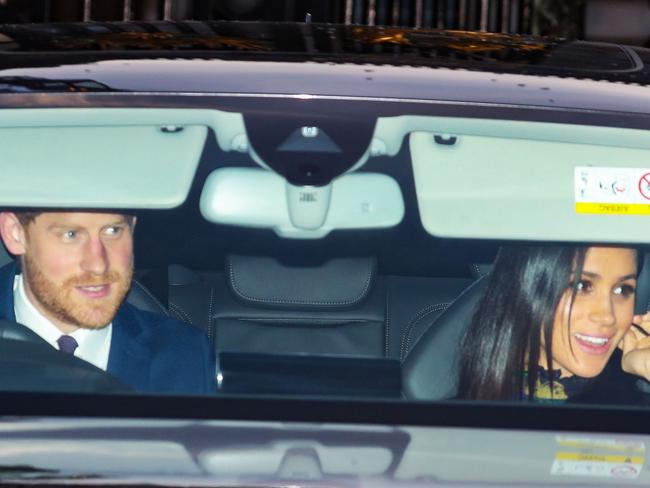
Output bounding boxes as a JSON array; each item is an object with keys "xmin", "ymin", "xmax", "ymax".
[{"xmin": 0, "ymin": 262, "xmax": 216, "ymax": 394}]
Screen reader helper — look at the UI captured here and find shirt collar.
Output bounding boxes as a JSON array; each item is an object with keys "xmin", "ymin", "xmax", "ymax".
[{"xmin": 13, "ymin": 273, "xmax": 112, "ymax": 368}]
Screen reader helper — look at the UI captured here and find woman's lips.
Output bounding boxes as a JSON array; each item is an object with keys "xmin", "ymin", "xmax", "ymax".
[{"xmin": 573, "ymin": 332, "xmax": 612, "ymax": 355}]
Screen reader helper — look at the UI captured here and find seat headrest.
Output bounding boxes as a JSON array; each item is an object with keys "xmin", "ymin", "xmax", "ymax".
[
  {"xmin": 127, "ymin": 280, "xmax": 170, "ymax": 317},
  {"xmin": 227, "ymin": 254, "xmax": 377, "ymax": 310},
  {"xmin": 402, "ymin": 276, "xmax": 487, "ymax": 400}
]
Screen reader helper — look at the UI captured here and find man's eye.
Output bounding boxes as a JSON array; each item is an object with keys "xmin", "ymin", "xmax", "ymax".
[
  {"xmin": 105, "ymin": 226, "xmax": 123, "ymax": 236},
  {"xmin": 62, "ymin": 230, "xmax": 77, "ymax": 240},
  {"xmin": 614, "ymin": 284, "xmax": 636, "ymax": 298}
]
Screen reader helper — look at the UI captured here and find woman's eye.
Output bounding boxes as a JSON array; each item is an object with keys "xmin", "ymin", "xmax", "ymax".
[
  {"xmin": 614, "ymin": 284, "xmax": 636, "ymax": 298},
  {"xmin": 575, "ymin": 279, "xmax": 592, "ymax": 293}
]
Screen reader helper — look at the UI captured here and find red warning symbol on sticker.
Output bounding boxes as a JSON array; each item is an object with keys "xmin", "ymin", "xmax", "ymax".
[{"xmin": 638, "ymin": 173, "xmax": 650, "ymax": 200}]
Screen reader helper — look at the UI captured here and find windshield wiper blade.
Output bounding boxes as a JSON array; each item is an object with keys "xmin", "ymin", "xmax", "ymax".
[
  {"xmin": 0, "ymin": 75, "xmax": 116, "ymax": 93},
  {"xmin": 0, "ymin": 464, "xmax": 58, "ymax": 477},
  {"xmin": 0, "ymin": 465, "xmax": 106, "ymax": 482}
]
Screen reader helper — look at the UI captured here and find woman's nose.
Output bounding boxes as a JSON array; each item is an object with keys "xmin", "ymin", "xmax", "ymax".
[{"xmin": 588, "ymin": 295, "xmax": 616, "ymax": 326}]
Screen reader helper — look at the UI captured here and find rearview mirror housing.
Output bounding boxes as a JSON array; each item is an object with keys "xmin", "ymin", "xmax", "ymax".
[{"xmin": 199, "ymin": 168, "xmax": 404, "ymax": 239}]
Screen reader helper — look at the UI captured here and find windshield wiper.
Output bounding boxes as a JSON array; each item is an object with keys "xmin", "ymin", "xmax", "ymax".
[
  {"xmin": 0, "ymin": 75, "xmax": 116, "ymax": 92},
  {"xmin": 0, "ymin": 464, "xmax": 107, "ymax": 482},
  {"xmin": 0, "ymin": 464, "xmax": 58, "ymax": 477}
]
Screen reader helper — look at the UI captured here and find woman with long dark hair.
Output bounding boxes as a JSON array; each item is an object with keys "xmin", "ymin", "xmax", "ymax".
[{"xmin": 458, "ymin": 245, "xmax": 650, "ymax": 402}]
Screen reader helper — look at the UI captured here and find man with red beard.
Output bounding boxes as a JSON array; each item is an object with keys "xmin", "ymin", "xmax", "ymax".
[{"xmin": 0, "ymin": 211, "xmax": 216, "ymax": 394}]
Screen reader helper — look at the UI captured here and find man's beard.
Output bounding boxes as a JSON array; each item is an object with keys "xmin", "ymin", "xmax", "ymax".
[{"xmin": 23, "ymin": 255, "xmax": 132, "ymax": 329}]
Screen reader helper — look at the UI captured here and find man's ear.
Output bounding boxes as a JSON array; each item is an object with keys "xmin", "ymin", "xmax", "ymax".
[{"xmin": 0, "ymin": 212, "xmax": 27, "ymax": 256}]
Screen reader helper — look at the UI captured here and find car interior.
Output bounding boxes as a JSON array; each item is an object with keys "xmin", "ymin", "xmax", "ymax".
[{"xmin": 2, "ymin": 104, "xmax": 650, "ymax": 401}]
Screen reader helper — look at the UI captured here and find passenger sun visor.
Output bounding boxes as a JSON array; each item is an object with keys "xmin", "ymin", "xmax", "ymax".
[
  {"xmin": 402, "ymin": 116, "xmax": 650, "ymax": 243},
  {"xmin": 199, "ymin": 168, "xmax": 404, "ymax": 239}
]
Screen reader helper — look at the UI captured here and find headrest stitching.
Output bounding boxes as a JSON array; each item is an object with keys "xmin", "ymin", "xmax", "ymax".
[
  {"xmin": 400, "ymin": 303, "xmax": 449, "ymax": 360},
  {"xmin": 400, "ymin": 303, "xmax": 448, "ymax": 358},
  {"xmin": 385, "ymin": 288, "xmax": 391, "ymax": 358},
  {"xmin": 228, "ymin": 257, "xmax": 375, "ymax": 306},
  {"xmin": 169, "ymin": 301, "xmax": 193, "ymax": 325}
]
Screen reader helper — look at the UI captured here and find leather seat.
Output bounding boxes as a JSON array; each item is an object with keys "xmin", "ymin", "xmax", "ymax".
[
  {"xmin": 402, "ymin": 277, "xmax": 486, "ymax": 400},
  {"xmin": 217, "ymin": 255, "xmax": 385, "ymax": 356},
  {"xmin": 166, "ymin": 254, "xmax": 474, "ymax": 360},
  {"xmin": 170, "ymin": 255, "xmax": 388, "ymax": 356}
]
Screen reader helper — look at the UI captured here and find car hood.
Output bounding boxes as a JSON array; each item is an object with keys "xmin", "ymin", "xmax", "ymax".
[{"xmin": 0, "ymin": 414, "xmax": 649, "ymax": 487}]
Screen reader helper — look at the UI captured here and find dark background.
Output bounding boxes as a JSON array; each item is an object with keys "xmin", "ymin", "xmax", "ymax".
[{"xmin": 0, "ymin": 0, "xmax": 648, "ymax": 45}]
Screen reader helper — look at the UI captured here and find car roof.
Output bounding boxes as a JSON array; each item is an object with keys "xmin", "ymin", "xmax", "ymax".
[{"xmin": 0, "ymin": 21, "xmax": 650, "ymax": 111}]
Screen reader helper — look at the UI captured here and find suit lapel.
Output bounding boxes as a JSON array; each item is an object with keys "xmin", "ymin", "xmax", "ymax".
[
  {"xmin": 107, "ymin": 303, "xmax": 153, "ymax": 391},
  {"xmin": 0, "ymin": 262, "xmax": 18, "ymax": 322}
]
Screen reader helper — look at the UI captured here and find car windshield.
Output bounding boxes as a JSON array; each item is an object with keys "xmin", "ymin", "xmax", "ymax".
[{"xmin": 1, "ymin": 19, "xmax": 650, "ymax": 488}]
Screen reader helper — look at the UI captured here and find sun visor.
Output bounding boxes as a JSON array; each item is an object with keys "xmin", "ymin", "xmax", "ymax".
[
  {"xmin": 199, "ymin": 167, "xmax": 404, "ymax": 239},
  {"xmin": 0, "ymin": 108, "xmax": 244, "ymax": 209},
  {"xmin": 408, "ymin": 119, "xmax": 650, "ymax": 243}
]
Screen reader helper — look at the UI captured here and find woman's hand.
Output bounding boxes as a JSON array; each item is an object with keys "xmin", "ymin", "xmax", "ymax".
[{"xmin": 620, "ymin": 313, "xmax": 650, "ymax": 381}]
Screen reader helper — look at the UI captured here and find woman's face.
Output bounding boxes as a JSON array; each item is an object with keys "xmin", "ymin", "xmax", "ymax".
[{"xmin": 547, "ymin": 247, "xmax": 637, "ymax": 378}]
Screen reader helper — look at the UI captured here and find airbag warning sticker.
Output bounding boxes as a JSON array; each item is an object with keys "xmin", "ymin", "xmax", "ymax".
[
  {"xmin": 552, "ymin": 435, "xmax": 645, "ymax": 479},
  {"xmin": 575, "ymin": 166, "xmax": 650, "ymax": 215}
]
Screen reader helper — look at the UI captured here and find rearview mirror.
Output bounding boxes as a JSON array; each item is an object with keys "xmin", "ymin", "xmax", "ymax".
[{"xmin": 199, "ymin": 168, "xmax": 404, "ymax": 239}]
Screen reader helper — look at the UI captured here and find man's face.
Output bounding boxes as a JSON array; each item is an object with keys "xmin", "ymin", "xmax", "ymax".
[{"xmin": 3, "ymin": 212, "xmax": 135, "ymax": 333}]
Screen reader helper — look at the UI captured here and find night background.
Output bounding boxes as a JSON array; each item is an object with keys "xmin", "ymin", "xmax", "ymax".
[{"xmin": 0, "ymin": 0, "xmax": 647, "ymax": 45}]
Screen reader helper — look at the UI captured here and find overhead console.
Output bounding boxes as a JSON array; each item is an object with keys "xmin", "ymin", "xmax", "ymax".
[
  {"xmin": 243, "ymin": 103, "xmax": 376, "ymax": 187},
  {"xmin": 202, "ymin": 100, "xmax": 406, "ymax": 239}
]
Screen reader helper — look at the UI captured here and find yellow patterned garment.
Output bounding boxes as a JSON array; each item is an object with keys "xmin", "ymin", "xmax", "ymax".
[{"xmin": 522, "ymin": 368, "xmax": 591, "ymax": 403}]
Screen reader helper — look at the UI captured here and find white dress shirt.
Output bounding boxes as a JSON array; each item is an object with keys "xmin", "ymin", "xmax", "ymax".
[{"xmin": 13, "ymin": 274, "xmax": 112, "ymax": 371}]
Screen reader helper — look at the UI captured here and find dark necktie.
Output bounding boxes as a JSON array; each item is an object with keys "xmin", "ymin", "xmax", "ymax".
[{"xmin": 56, "ymin": 335, "xmax": 79, "ymax": 355}]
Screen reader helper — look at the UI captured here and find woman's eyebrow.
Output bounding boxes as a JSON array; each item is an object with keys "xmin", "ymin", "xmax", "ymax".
[
  {"xmin": 581, "ymin": 271, "xmax": 601, "ymax": 279},
  {"xmin": 619, "ymin": 273, "xmax": 637, "ymax": 281},
  {"xmin": 581, "ymin": 271, "xmax": 636, "ymax": 281}
]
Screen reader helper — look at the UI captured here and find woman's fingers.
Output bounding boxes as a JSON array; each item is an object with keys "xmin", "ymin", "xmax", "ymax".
[
  {"xmin": 622, "ymin": 326, "xmax": 650, "ymax": 351},
  {"xmin": 622, "ymin": 348, "xmax": 650, "ymax": 380},
  {"xmin": 620, "ymin": 328, "xmax": 638, "ymax": 352},
  {"xmin": 635, "ymin": 335, "xmax": 650, "ymax": 350},
  {"xmin": 634, "ymin": 312, "xmax": 650, "ymax": 327},
  {"xmin": 621, "ymin": 331, "xmax": 650, "ymax": 381}
]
